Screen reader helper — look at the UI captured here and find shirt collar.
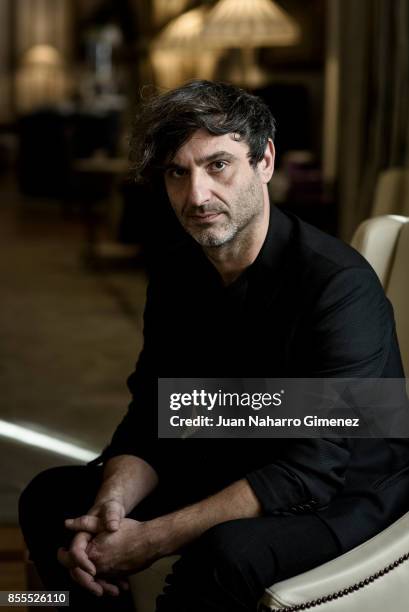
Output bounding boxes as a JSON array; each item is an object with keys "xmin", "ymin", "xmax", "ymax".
[
  {"xmin": 251, "ymin": 204, "xmax": 294, "ymax": 276},
  {"xmin": 186, "ymin": 204, "xmax": 294, "ymax": 290}
]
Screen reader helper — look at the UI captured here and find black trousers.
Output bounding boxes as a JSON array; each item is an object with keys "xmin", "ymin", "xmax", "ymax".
[{"xmin": 19, "ymin": 464, "xmax": 341, "ymax": 611}]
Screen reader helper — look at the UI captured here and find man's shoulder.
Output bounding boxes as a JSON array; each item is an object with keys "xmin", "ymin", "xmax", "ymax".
[
  {"xmin": 262, "ymin": 207, "xmax": 375, "ymax": 285},
  {"xmin": 264, "ymin": 209, "xmax": 387, "ymax": 312},
  {"xmin": 290, "ymin": 213, "xmax": 371, "ymax": 277}
]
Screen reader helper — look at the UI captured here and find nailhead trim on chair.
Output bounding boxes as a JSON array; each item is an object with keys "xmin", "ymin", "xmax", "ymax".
[{"xmin": 259, "ymin": 552, "xmax": 409, "ymax": 611}]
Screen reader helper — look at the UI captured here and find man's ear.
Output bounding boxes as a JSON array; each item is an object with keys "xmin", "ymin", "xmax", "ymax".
[{"xmin": 258, "ymin": 139, "xmax": 275, "ymax": 183}]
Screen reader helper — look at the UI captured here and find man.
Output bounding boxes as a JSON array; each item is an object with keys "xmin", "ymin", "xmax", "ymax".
[{"xmin": 20, "ymin": 80, "xmax": 409, "ymax": 612}]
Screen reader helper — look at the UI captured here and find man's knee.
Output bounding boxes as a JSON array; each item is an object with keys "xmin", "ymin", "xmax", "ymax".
[
  {"xmin": 19, "ymin": 467, "xmax": 68, "ymax": 522},
  {"xmin": 19, "ymin": 465, "xmax": 96, "ymax": 532}
]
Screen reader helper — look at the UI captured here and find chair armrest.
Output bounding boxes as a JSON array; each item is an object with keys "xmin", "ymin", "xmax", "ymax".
[{"xmin": 261, "ymin": 511, "xmax": 409, "ymax": 611}]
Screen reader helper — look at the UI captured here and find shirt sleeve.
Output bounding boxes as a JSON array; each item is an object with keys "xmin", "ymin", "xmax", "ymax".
[{"xmin": 246, "ymin": 266, "xmax": 400, "ymax": 515}]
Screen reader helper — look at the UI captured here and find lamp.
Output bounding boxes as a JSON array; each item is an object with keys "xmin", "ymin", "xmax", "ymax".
[
  {"xmin": 203, "ymin": 0, "xmax": 300, "ymax": 47},
  {"xmin": 201, "ymin": 0, "xmax": 301, "ymax": 87},
  {"xmin": 152, "ymin": 6, "xmax": 208, "ymax": 50},
  {"xmin": 152, "ymin": 0, "xmax": 192, "ymax": 27},
  {"xmin": 16, "ymin": 44, "xmax": 70, "ymax": 112},
  {"xmin": 151, "ymin": 0, "xmax": 301, "ymax": 88},
  {"xmin": 22, "ymin": 45, "xmax": 63, "ymax": 67},
  {"xmin": 151, "ymin": 6, "xmax": 222, "ymax": 88}
]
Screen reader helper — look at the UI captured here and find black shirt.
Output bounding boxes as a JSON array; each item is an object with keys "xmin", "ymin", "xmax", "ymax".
[{"xmin": 98, "ymin": 205, "xmax": 409, "ymax": 551}]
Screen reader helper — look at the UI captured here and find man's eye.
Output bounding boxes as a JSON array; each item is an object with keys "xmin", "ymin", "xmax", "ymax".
[
  {"xmin": 210, "ymin": 161, "xmax": 227, "ymax": 172},
  {"xmin": 168, "ymin": 168, "xmax": 186, "ymax": 179}
]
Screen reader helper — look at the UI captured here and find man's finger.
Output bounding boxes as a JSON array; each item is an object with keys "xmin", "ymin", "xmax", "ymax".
[
  {"xmin": 69, "ymin": 567, "xmax": 103, "ymax": 597},
  {"xmin": 69, "ymin": 532, "xmax": 96, "ymax": 575},
  {"xmin": 104, "ymin": 517, "xmax": 120, "ymax": 531},
  {"xmin": 57, "ymin": 547, "xmax": 74, "ymax": 569},
  {"xmin": 95, "ymin": 578, "xmax": 120, "ymax": 596},
  {"xmin": 118, "ymin": 579, "xmax": 129, "ymax": 591},
  {"xmin": 65, "ymin": 515, "xmax": 101, "ymax": 533},
  {"xmin": 102, "ymin": 502, "xmax": 123, "ymax": 532}
]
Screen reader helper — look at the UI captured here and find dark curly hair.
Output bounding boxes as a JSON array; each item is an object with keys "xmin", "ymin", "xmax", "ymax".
[{"xmin": 129, "ymin": 79, "xmax": 276, "ymax": 183}]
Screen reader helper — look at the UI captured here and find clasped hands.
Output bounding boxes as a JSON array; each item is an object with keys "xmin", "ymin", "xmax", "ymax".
[{"xmin": 57, "ymin": 499, "xmax": 156, "ymax": 597}]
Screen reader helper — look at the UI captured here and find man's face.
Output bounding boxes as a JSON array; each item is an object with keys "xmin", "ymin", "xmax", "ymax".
[{"xmin": 164, "ymin": 129, "xmax": 266, "ymax": 248}]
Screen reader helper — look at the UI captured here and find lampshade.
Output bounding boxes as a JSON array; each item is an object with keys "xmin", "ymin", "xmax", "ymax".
[
  {"xmin": 201, "ymin": 0, "xmax": 301, "ymax": 48},
  {"xmin": 22, "ymin": 44, "xmax": 63, "ymax": 67},
  {"xmin": 151, "ymin": 6, "xmax": 222, "ymax": 88},
  {"xmin": 152, "ymin": 6, "xmax": 209, "ymax": 50},
  {"xmin": 152, "ymin": 0, "xmax": 192, "ymax": 27},
  {"xmin": 17, "ymin": 45, "xmax": 70, "ymax": 112}
]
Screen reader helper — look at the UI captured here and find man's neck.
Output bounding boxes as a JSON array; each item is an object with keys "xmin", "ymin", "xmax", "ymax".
[{"xmin": 203, "ymin": 201, "xmax": 270, "ymax": 286}]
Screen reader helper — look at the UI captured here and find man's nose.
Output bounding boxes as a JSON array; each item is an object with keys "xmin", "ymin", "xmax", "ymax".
[{"xmin": 186, "ymin": 171, "xmax": 211, "ymax": 207}]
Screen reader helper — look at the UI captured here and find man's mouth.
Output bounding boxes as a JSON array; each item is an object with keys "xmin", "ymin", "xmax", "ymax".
[{"xmin": 188, "ymin": 212, "xmax": 222, "ymax": 223}]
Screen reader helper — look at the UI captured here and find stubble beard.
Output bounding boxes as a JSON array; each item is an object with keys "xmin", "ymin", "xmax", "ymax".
[{"xmin": 183, "ymin": 178, "xmax": 263, "ymax": 248}]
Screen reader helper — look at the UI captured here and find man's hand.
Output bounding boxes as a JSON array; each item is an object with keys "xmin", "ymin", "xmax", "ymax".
[
  {"xmin": 58, "ymin": 531, "xmax": 103, "ymax": 596},
  {"xmin": 58, "ymin": 455, "xmax": 159, "ymax": 596},
  {"xmin": 86, "ymin": 518, "xmax": 158, "ymax": 576},
  {"xmin": 58, "ymin": 531, "xmax": 129, "ymax": 597},
  {"xmin": 64, "ymin": 498, "xmax": 126, "ymax": 534},
  {"xmin": 59, "ymin": 498, "xmax": 127, "ymax": 596}
]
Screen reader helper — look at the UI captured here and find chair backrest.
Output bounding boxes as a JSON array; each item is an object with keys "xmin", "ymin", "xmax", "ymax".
[
  {"xmin": 372, "ymin": 168, "xmax": 409, "ymax": 217},
  {"xmin": 351, "ymin": 215, "xmax": 409, "ymax": 376}
]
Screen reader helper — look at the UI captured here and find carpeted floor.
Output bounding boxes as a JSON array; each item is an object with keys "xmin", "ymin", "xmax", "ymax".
[{"xmin": 0, "ymin": 176, "xmax": 148, "ymax": 523}]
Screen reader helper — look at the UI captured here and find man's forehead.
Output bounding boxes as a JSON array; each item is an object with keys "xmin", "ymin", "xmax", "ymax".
[{"xmin": 169, "ymin": 129, "xmax": 249, "ymax": 164}]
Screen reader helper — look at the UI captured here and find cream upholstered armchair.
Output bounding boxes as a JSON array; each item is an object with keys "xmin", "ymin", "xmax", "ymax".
[
  {"xmin": 371, "ymin": 169, "xmax": 409, "ymax": 218},
  {"xmin": 351, "ymin": 215, "xmax": 409, "ymax": 373},
  {"xmin": 129, "ymin": 215, "xmax": 409, "ymax": 612}
]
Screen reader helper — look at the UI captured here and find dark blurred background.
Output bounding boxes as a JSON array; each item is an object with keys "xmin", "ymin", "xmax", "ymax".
[{"xmin": 1, "ymin": 0, "xmax": 409, "ymax": 588}]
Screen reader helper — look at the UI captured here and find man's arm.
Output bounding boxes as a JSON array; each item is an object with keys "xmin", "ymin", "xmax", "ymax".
[
  {"xmin": 95, "ymin": 454, "xmax": 158, "ymax": 517},
  {"xmin": 65, "ymin": 454, "xmax": 158, "ymax": 534},
  {"xmin": 148, "ymin": 478, "xmax": 262, "ymax": 557},
  {"xmin": 80, "ymin": 478, "xmax": 262, "ymax": 577}
]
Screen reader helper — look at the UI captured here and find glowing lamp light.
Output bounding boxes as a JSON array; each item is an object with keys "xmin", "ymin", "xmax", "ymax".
[
  {"xmin": 22, "ymin": 44, "xmax": 63, "ymax": 67},
  {"xmin": 152, "ymin": 6, "xmax": 209, "ymax": 51},
  {"xmin": 202, "ymin": 0, "xmax": 301, "ymax": 48}
]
